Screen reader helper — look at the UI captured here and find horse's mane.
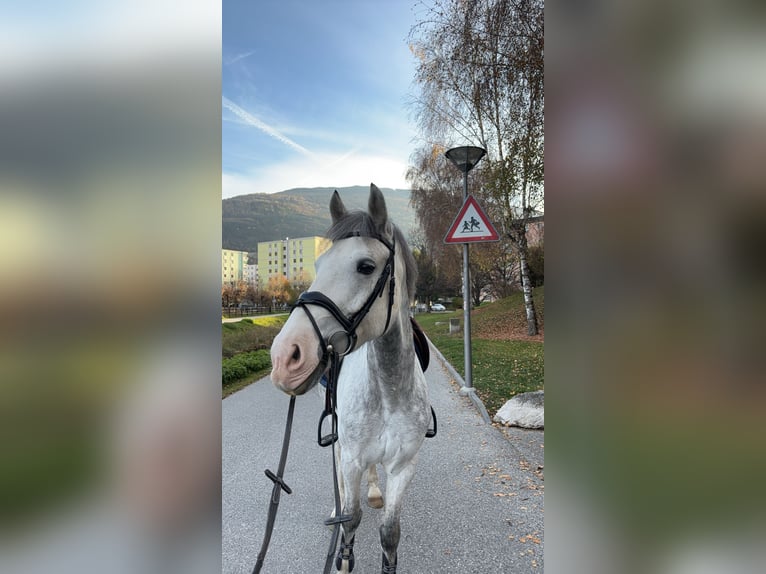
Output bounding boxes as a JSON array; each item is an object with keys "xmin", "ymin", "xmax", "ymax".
[{"xmin": 326, "ymin": 210, "xmax": 418, "ymax": 302}]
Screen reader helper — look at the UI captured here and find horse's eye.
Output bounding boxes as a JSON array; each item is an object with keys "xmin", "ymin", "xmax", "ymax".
[{"xmin": 357, "ymin": 259, "xmax": 376, "ymax": 275}]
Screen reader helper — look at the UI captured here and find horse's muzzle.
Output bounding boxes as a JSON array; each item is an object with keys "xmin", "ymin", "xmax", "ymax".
[{"xmin": 270, "ymin": 329, "xmax": 327, "ymax": 395}]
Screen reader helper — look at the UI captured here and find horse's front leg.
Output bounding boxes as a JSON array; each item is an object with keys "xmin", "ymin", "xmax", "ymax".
[
  {"xmin": 336, "ymin": 458, "xmax": 363, "ymax": 573},
  {"xmin": 366, "ymin": 464, "xmax": 384, "ymax": 509},
  {"xmin": 379, "ymin": 463, "xmax": 417, "ymax": 573}
]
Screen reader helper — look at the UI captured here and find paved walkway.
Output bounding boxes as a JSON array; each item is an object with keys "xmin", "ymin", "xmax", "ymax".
[{"xmin": 223, "ymin": 347, "xmax": 544, "ymax": 573}]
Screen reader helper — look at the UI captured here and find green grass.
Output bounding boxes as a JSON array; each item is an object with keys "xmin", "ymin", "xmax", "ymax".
[
  {"xmin": 222, "ymin": 315, "xmax": 288, "ymax": 358},
  {"xmin": 222, "ymin": 316, "xmax": 288, "ymax": 396},
  {"xmin": 472, "ymin": 286, "xmax": 544, "ymax": 338},
  {"xmin": 415, "ymin": 289, "xmax": 544, "ymax": 416}
]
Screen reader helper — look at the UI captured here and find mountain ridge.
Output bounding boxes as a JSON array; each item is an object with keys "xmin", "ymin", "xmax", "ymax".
[{"xmin": 222, "ymin": 185, "xmax": 419, "ymax": 253}]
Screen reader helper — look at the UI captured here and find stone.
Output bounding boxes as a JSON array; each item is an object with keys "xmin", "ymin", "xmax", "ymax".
[{"xmin": 493, "ymin": 390, "xmax": 544, "ymax": 429}]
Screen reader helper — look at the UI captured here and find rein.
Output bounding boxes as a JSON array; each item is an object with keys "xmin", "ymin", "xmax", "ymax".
[{"xmin": 251, "ymin": 396, "xmax": 295, "ymax": 574}]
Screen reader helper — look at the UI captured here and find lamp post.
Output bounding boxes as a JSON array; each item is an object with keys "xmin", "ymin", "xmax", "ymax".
[{"xmin": 445, "ymin": 145, "xmax": 486, "ymax": 390}]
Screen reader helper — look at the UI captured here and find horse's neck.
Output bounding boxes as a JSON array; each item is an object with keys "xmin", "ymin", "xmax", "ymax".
[{"xmin": 366, "ymin": 307, "xmax": 415, "ymax": 390}]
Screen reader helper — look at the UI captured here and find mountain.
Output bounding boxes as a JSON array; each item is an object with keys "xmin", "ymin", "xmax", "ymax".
[{"xmin": 222, "ymin": 186, "xmax": 419, "ymax": 253}]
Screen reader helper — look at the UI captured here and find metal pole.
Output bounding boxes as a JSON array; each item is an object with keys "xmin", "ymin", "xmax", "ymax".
[{"xmin": 462, "ymin": 170, "xmax": 473, "ymax": 389}]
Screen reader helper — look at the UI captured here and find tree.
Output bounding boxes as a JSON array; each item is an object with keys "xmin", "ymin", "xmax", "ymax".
[
  {"xmin": 264, "ymin": 275, "xmax": 293, "ymax": 308},
  {"xmin": 291, "ymin": 270, "xmax": 312, "ymax": 295},
  {"xmin": 526, "ymin": 243, "xmax": 544, "ymax": 287},
  {"xmin": 408, "ymin": 0, "xmax": 544, "ymax": 334},
  {"xmin": 221, "ymin": 283, "xmax": 236, "ymax": 307},
  {"xmin": 406, "ymin": 147, "xmax": 464, "ymax": 299},
  {"xmin": 468, "ymin": 255, "xmax": 492, "ymax": 307},
  {"xmin": 234, "ymin": 280, "xmax": 250, "ymax": 305},
  {"xmin": 472, "ymin": 239, "xmax": 519, "ymax": 300},
  {"xmin": 409, "ymin": 227, "xmax": 461, "ymax": 305}
]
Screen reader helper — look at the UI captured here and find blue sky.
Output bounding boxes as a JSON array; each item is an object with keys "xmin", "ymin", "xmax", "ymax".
[{"xmin": 223, "ymin": 0, "xmax": 424, "ymax": 198}]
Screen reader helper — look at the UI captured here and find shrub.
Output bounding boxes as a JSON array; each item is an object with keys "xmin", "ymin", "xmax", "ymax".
[{"xmin": 222, "ymin": 350, "xmax": 271, "ymax": 387}]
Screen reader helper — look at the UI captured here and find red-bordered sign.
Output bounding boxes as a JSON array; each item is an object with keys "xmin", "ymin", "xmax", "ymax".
[{"xmin": 444, "ymin": 195, "xmax": 500, "ymax": 243}]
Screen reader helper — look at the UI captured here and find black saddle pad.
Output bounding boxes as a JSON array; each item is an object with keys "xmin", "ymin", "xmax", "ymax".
[{"xmin": 411, "ymin": 317, "xmax": 430, "ymax": 372}]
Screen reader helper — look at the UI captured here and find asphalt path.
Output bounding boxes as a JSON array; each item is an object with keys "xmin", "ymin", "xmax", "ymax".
[{"xmin": 222, "ymin": 346, "xmax": 544, "ymax": 573}]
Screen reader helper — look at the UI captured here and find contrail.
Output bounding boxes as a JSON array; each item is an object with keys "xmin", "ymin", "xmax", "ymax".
[
  {"xmin": 222, "ymin": 96, "xmax": 313, "ymax": 157},
  {"xmin": 225, "ymin": 51, "xmax": 255, "ymax": 65}
]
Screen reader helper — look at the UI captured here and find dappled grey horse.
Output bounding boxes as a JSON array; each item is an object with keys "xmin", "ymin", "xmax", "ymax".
[{"xmin": 270, "ymin": 184, "xmax": 430, "ymax": 573}]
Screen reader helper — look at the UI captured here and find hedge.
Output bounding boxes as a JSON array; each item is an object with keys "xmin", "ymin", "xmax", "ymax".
[{"xmin": 222, "ymin": 350, "xmax": 271, "ymax": 387}]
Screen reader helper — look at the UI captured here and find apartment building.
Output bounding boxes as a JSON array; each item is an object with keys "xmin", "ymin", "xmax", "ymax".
[
  {"xmin": 221, "ymin": 248, "xmax": 248, "ymax": 285},
  {"xmin": 257, "ymin": 236, "xmax": 331, "ymax": 290},
  {"xmin": 243, "ymin": 263, "xmax": 259, "ymax": 286}
]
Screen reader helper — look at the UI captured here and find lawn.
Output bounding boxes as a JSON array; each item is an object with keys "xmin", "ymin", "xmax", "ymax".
[{"xmin": 415, "ymin": 288, "xmax": 544, "ymax": 415}]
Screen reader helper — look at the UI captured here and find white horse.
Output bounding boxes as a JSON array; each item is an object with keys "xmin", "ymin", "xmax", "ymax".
[{"xmin": 270, "ymin": 184, "xmax": 431, "ymax": 573}]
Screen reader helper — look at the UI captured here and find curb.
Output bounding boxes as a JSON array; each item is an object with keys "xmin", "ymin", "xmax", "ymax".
[{"xmin": 426, "ymin": 337, "xmax": 492, "ymax": 425}]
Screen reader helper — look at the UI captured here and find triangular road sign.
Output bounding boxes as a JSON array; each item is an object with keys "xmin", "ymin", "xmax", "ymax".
[{"xmin": 444, "ymin": 195, "xmax": 500, "ymax": 243}]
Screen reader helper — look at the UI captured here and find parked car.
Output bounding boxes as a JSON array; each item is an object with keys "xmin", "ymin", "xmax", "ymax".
[{"xmin": 431, "ymin": 303, "xmax": 446, "ymax": 312}]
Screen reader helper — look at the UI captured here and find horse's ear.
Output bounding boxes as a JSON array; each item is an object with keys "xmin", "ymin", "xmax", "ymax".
[
  {"xmin": 368, "ymin": 183, "xmax": 390, "ymax": 235},
  {"xmin": 330, "ymin": 190, "xmax": 347, "ymax": 223}
]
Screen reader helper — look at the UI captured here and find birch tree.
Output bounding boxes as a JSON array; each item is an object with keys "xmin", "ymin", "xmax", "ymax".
[{"xmin": 408, "ymin": 0, "xmax": 544, "ymax": 334}]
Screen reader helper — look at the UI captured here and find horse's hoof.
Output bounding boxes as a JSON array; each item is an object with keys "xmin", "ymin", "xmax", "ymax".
[
  {"xmin": 335, "ymin": 537, "xmax": 355, "ymax": 572},
  {"xmin": 367, "ymin": 494, "xmax": 384, "ymax": 509},
  {"xmin": 335, "ymin": 554, "xmax": 355, "ymax": 573},
  {"xmin": 381, "ymin": 553, "xmax": 397, "ymax": 574}
]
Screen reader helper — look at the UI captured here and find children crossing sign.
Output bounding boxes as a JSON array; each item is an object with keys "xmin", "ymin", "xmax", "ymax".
[{"xmin": 444, "ymin": 195, "xmax": 500, "ymax": 244}]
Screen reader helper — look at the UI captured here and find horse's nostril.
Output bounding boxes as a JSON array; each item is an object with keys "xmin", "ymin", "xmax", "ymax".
[{"xmin": 291, "ymin": 345, "xmax": 301, "ymax": 362}]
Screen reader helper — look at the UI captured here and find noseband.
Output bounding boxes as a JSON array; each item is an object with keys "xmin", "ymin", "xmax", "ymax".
[{"xmin": 292, "ymin": 232, "xmax": 396, "ymax": 360}]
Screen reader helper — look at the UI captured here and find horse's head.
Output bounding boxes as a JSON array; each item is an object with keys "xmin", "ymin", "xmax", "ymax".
[{"xmin": 270, "ymin": 183, "xmax": 414, "ymax": 395}]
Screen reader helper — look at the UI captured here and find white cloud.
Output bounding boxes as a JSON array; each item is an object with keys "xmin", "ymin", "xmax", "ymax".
[{"xmin": 223, "ymin": 151, "xmax": 410, "ymax": 198}]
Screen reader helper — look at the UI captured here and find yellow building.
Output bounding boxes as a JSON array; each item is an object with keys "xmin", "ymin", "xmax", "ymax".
[
  {"xmin": 222, "ymin": 248, "xmax": 248, "ymax": 285},
  {"xmin": 257, "ymin": 236, "xmax": 331, "ymax": 291}
]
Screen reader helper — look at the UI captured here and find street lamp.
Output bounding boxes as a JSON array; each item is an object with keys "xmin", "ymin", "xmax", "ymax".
[
  {"xmin": 445, "ymin": 146, "xmax": 486, "ymax": 391},
  {"xmin": 445, "ymin": 146, "xmax": 486, "ymax": 176}
]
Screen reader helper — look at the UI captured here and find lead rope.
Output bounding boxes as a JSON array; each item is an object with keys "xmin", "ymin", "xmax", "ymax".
[
  {"xmin": 252, "ymin": 395, "xmax": 296, "ymax": 574},
  {"xmin": 320, "ymin": 347, "xmax": 352, "ymax": 574}
]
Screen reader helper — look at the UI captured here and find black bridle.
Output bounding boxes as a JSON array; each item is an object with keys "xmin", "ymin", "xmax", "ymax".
[{"xmin": 292, "ymin": 232, "xmax": 397, "ymax": 359}]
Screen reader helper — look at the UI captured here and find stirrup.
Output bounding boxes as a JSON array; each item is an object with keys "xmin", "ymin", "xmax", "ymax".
[{"xmin": 425, "ymin": 405, "xmax": 437, "ymax": 438}]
